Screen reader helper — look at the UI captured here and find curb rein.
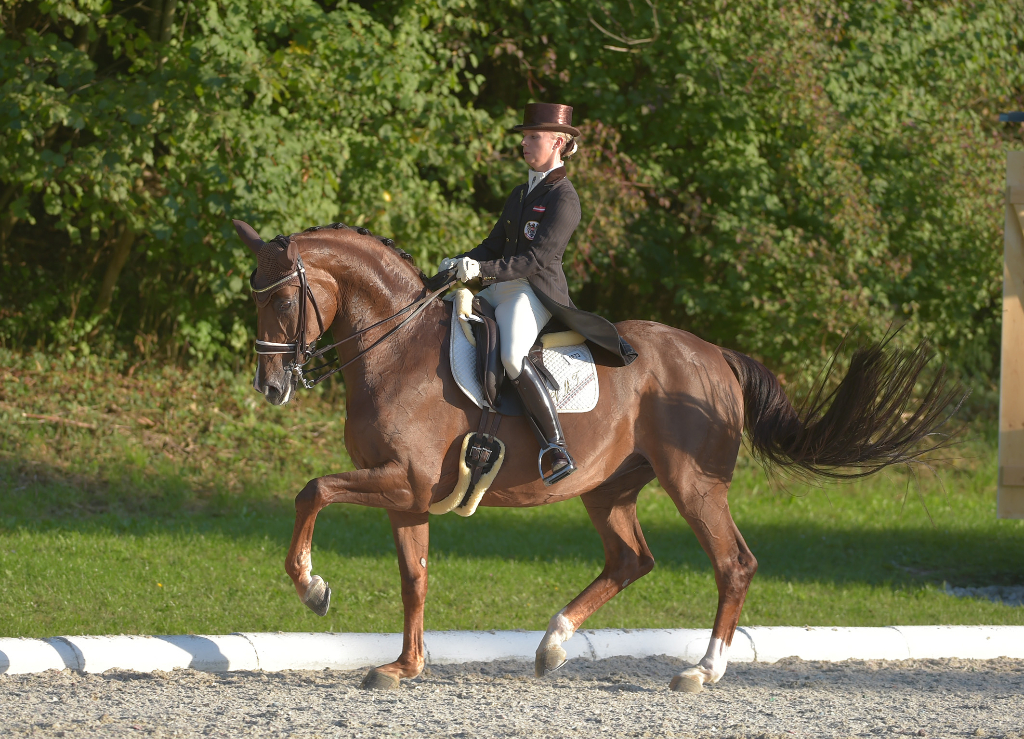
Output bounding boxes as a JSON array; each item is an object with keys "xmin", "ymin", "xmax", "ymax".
[{"xmin": 250, "ymin": 256, "xmax": 455, "ymax": 389}]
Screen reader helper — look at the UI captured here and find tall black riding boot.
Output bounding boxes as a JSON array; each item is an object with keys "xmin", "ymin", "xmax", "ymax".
[{"xmin": 511, "ymin": 359, "xmax": 576, "ymax": 486}]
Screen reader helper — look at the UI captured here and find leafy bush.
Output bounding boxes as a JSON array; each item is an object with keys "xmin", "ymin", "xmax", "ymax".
[
  {"xmin": 1, "ymin": 0, "xmax": 1020, "ymax": 392},
  {"xmin": 0, "ymin": 0, "xmax": 506, "ymax": 362},
  {"xmin": 456, "ymin": 0, "xmax": 1022, "ymax": 386}
]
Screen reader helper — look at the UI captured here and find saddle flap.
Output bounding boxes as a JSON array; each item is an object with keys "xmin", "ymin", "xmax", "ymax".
[
  {"xmin": 470, "ymin": 307, "xmax": 503, "ymax": 408},
  {"xmin": 472, "ymin": 295, "xmax": 497, "ymax": 322}
]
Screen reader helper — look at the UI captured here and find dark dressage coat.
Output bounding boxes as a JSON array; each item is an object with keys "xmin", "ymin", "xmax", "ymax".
[{"xmin": 461, "ymin": 166, "xmax": 637, "ymax": 366}]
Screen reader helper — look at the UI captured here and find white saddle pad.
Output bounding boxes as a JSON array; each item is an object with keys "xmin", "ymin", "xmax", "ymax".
[{"xmin": 449, "ymin": 303, "xmax": 600, "ymax": 414}]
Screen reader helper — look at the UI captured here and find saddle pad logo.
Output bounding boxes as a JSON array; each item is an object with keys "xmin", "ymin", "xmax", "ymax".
[{"xmin": 524, "ymin": 221, "xmax": 539, "ymax": 240}]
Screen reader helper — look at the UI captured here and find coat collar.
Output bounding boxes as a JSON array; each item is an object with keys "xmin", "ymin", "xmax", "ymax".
[
  {"xmin": 524, "ymin": 166, "xmax": 567, "ymax": 207},
  {"xmin": 544, "ymin": 166, "xmax": 567, "ymax": 185}
]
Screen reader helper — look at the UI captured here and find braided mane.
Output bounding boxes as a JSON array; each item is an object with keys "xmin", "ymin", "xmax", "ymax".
[{"xmin": 278, "ymin": 222, "xmax": 449, "ymax": 291}]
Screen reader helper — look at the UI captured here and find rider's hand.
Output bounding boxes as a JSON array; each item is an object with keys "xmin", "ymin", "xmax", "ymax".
[
  {"xmin": 456, "ymin": 257, "xmax": 480, "ymax": 282},
  {"xmin": 439, "ymin": 256, "xmax": 458, "ymax": 272}
]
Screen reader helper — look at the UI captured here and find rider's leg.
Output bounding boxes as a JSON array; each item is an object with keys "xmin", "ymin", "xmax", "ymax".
[
  {"xmin": 512, "ymin": 358, "xmax": 575, "ymax": 481},
  {"xmin": 490, "ymin": 281, "xmax": 575, "ymax": 483},
  {"xmin": 490, "ymin": 280, "xmax": 550, "ymax": 379}
]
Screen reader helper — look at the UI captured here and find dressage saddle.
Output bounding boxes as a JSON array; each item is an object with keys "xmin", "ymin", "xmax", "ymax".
[{"xmin": 464, "ymin": 295, "xmax": 563, "ymax": 417}]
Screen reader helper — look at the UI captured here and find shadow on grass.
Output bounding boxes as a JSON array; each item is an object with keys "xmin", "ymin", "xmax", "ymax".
[{"xmin": 3, "ymin": 461, "xmax": 1022, "ymax": 592}]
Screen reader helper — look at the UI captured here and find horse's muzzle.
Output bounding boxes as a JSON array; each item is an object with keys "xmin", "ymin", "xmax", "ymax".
[
  {"xmin": 264, "ymin": 378, "xmax": 294, "ymax": 406},
  {"xmin": 255, "ymin": 363, "xmax": 295, "ymax": 406}
]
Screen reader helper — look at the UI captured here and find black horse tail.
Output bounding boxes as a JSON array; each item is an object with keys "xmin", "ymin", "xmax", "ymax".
[{"xmin": 720, "ymin": 336, "xmax": 968, "ymax": 480}]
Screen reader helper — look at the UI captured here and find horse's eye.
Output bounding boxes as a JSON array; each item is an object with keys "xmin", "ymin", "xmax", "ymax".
[{"xmin": 276, "ymin": 298, "xmax": 294, "ymax": 313}]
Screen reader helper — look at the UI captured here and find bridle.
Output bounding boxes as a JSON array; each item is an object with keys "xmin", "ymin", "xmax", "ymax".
[
  {"xmin": 251, "ymin": 255, "xmax": 323, "ymax": 369},
  {"xmin": 251, "ymin": 252, "xmax": 454, "ymax": 389}
]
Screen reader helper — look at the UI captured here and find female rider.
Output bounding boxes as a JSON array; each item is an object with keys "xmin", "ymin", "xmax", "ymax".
[{"xmin": 441, "ymin": 103, "xmax": 637, "ymax": 486}]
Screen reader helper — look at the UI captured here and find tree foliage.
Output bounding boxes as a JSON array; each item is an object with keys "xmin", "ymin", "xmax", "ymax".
[
  {"xmin": 1, "ymin": 0, "xmax": 1021, "ymax": 387},
  {"xmin": 0, "ymin": 0, "xmax": 505, "ymax": 361}
]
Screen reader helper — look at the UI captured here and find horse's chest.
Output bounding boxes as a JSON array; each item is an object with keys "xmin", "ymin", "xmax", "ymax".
[{"xmin": 346, "ymin": 383, "xmax": 429, "ymax": 440}]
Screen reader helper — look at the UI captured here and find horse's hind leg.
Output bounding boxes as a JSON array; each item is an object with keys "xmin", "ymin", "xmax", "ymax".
[
  {"xmin": 535, "ymin": 475, "xmax": 655, "ymax": 677},
  {"xmin": 663, "ymin": 466, "xmax": 757, "ymax": 693},
  {"xmin": 360, "ymin": 509, "xmax": 430, "ymax": 690}
]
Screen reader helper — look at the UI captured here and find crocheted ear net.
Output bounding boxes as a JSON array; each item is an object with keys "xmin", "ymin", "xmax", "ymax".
[{"xmin": 253, "ymin": 239, "xmax": 298, "ymax": 291}]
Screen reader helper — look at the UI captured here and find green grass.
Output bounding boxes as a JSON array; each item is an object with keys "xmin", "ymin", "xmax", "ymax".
[{"xmin": 1, "ymin": 351, "xmax": 1021, "ymax": 638}]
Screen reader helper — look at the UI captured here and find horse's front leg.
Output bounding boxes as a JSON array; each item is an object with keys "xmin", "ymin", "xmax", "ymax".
[
  {"xmin": 285, "ymin": 463, "xmax": 418, "ymax": 616},
  {"xmin": 360, "ymin": 509, "xmax": 430, "ymax": 690}
]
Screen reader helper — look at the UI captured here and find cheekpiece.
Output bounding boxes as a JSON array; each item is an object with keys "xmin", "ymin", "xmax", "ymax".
[{"xmin": 513, "ymin": 103, "xmax": 581, "ymax": 138}]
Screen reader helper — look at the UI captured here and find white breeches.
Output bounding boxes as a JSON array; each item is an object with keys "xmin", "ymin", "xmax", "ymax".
[{"xmin": 476, "ymin": 278, "xmax": 552, "ymax": 379}]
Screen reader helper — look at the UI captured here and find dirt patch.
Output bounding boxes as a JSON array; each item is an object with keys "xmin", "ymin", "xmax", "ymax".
[
  {"xmin": 2, "ymin": 656, "xmax": 1023, "ymax": 738},
  {"xmin": 944, "ymin": 585, "xmax": 1024, "ymax": 607}
]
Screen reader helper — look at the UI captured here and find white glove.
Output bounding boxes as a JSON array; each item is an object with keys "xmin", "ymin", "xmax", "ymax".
[
  {"xmin": 456, "ymin": 257, "xmax": 480, "ymax": 282},
  {"xmin": 439, "ymin": 256, "xmax": 458, "ymax": 272}
]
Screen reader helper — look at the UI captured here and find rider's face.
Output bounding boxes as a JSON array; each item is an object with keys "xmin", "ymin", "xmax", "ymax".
[{"xmin": 521, "ymin": 131, "xmax": 562, "ymax": 172}]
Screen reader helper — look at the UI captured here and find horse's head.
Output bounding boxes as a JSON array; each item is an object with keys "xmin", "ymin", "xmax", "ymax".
[{"xmin": 234, "ymin": 219, "xmax": 333, "ymax": 406}]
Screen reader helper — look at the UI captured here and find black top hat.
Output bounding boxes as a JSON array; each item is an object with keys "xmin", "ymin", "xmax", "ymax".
[{"xmin": 513, "ymin": 103, "xmax": 581, "ymax": 138}]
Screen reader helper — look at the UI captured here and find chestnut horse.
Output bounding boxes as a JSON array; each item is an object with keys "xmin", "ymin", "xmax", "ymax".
[{"xmin": 235, "ymin": 220, "xmax": 961, "ymax": 692}]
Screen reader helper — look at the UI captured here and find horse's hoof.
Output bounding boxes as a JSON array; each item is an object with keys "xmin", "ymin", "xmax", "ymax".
[
  {"xmin": 360, "ymin": 668, "xmax": 400, "ymax": 690},
  {"xmin": 302, "ymin": 575, "xmax": 331, "ymax": 617},
  {"xmin": 535, "ymin": 646, "xmax": 567, "ymax": 677},
  {"xmin": 670, "ymin": 668, "xmax": 705, "ymax": 693}
]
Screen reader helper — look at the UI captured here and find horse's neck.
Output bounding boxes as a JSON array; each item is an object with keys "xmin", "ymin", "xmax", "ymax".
[
  {"xmin": 310, "ymin": 240, "xmax": 413, "ymax": 325},
  {"xmin": 318, "ymin": 245, "xmax": 430, "ymax": 374}
]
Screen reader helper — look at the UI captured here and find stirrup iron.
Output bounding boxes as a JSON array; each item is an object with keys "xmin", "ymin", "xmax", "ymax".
[{"xmin": 537, "ymin": 443, "xmax": 576, "ymax": 486}]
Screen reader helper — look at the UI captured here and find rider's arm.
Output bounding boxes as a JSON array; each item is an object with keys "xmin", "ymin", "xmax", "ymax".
[
  {"xmin": 462, "ymin": 216, "xmax": 505, "ymax": 263},
  {"xmin": 477, "ymin": 186, "xmax": 580, "ymax": 283},
  {"xmin": 457, "ymin": 186, "xmax": 524, "ymax": 264}
]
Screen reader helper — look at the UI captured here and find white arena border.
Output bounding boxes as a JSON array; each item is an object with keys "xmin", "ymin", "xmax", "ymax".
[{"xmin": 2, "ymin": 626, "xmax": 1023, "ymax": 676}]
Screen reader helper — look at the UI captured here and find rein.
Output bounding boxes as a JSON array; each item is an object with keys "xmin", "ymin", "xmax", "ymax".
[{"xmin": 252, "ymin": 257, "xmax": 455, "ymax": 389}]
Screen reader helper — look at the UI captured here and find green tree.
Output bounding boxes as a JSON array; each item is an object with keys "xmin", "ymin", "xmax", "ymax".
[
  {"xmin": 448, "ymin": 0, "xmax": 1022, "ymax": 384},
  {"xmin": 2, "ymin": 0, "xmax": 1020, "ymax": 391},
  {"xmin": 0, "ymin": 0, "xmax": 505, "ymax": 361}
]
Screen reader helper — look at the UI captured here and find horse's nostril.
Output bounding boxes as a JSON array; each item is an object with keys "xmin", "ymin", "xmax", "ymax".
[
  {"xmin": 260, "ymin": 371, "xmax": 293, "ymax": 405},
  {"xmin": 262, "ymin": 381, "xmax": 291, "ymax": 406}
]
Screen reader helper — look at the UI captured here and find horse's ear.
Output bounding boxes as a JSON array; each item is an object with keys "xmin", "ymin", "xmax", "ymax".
[
  {"xmin": 282, "ymin": 239, "xmax": 299, "ymax": 269},
  {"xmin": 232, "ymin": 219, "xmax": 264, "ymax": 255}
]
